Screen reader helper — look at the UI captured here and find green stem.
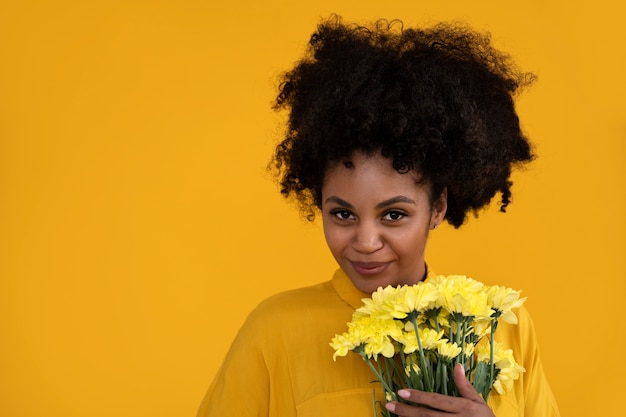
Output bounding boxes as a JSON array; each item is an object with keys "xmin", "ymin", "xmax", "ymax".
[
  {"xmin": 385, "ymin": 355, "xmax": 406, "ymax": 396},
  {"xmin": 440, "ymin": 361, "xmax": 448, "ymax": 396},
  {"xmin": 460, "ymin": 320, "xmax": 466, "ymax": 369},
  {"xmin": 363, "ymin": 356, "xmax": 396, "ymax": 400},
  {"xmin": 486, "ymin": 318, "xmax": 498, "ymax": 402},
  {"xmin": 410, "ymin": 314, "xmax": 433, "ymax": 392},
  {"xmin": 399, "ymin": 349, "xmax": 410, "ymax": 388},
  {"xmin": 379, "ymin": 358, "xmax": 395, "ymax": 400}
]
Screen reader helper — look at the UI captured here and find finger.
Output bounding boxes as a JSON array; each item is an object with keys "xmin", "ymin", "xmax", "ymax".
[
  {"xmin": 453, "ymin": 363, "xmax": 484, "ymax": 403},
  {"xmin": 385, "ymin": 399, "xmax": 443, "ymax": 417},
  {"xmin": 394, "ymin": 389, "xmax": 462, "ymax": 413}
]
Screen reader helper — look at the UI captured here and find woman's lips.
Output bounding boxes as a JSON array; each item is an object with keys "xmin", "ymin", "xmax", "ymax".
[{"xmin": 350, "ymin": 261, "xmax": 390, "ymax": 276}]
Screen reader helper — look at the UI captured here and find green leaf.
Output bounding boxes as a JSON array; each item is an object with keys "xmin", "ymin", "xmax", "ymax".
[{"xmin": 473, "ymin": 361, "xmax": 492, "ymax": 399}]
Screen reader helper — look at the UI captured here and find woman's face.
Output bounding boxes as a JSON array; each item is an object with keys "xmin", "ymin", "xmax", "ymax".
[{"xmin": 321, "ymin": 152, "xmax": 447, "ymax": 293}]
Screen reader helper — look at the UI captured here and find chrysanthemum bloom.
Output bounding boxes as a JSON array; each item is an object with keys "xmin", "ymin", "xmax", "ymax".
[
  {"xmin": 435, "ymin": 275, "xmax": 493, "ymax": 319},
  {"xmin": 437, "ymin": 341, "xmax": 462, "ymax": 360},
  {"xmin": 472, "ymin": 317, "xmax": 493, "ymax": 338},
  {"xmin": 397, "ymin": 327, "xmax": 444, "ymax": 354},
  {"xmin": 476, "ymin": 341, "xmax": 525, "ymax": 394},
  {"xmin": 462, "ymin": 342, "xmax": 476, "ymax": 357},
  {"xmin": 350, "ymin": 315, "xmax": 403, "ymax": 359},
  {"xmin": 330, "ymin": 332, "xmax": 359, "ymax": 360},
  {"xmin": 404, "ymin": 362, "xmax": 421, "ymax": 377},
  {"xmin": 391, "ymin": 283, "xmax": 442, "ymax": 319},
  {"xmin": 485, "ymin": 285, "xmax": 526, "ymax": 324},
  {"xmin": 355, "ymin": 285, "xmax": 400, "ymax": 320}
]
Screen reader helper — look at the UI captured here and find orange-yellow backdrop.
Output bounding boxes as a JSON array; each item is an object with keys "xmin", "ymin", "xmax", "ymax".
[{"xmin": 1, "ymin": 1, "xmax": 623, "ymax": 416}]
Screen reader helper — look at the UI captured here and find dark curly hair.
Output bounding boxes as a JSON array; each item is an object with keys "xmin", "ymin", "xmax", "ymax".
[{"xmin": 270, "ymin": 16, "xmax": 535, "ymax": 228}]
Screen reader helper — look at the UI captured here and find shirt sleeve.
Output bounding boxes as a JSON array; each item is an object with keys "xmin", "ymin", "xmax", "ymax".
[
  {"xmin": 196, "ymin": 314, "xmax": 270, "ymax": 417},
  {"xmin": 517, "ymin": 307, "xmax": 561, "ymax": 417}
]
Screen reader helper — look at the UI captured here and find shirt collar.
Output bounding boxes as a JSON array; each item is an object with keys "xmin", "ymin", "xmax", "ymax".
[{"xmin": 330, "ymin": 269, "xmax": 370, "ymax": 310}]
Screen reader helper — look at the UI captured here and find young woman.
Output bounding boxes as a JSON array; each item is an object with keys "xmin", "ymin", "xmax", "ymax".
[{"xmin": 197, "ymin": 17, "xmax": 560, "ymax": 417}]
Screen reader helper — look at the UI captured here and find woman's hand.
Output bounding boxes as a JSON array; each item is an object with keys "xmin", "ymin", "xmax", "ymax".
[{"xmin": 384, "ymin": 364, "xmax": 496, "ymax": 417}]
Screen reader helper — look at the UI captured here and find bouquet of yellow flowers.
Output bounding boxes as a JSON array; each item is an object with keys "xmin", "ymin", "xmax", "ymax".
[{"xmin": 330, "ymin": 275, "xmax": 526, "ymax": 416}]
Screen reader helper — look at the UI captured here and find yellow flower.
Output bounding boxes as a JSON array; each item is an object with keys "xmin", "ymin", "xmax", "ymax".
[
  {"xmin": 355, "ymin": 285, "xmax": 400, "ymax": 319},
  {"xmin": 462, "ymin": 342, "xmax": 475, "ymax": 357},
  {"xmin": 391, "ymin": 283, "xmax": 441, "ymax": 318},
  {"xmin": 472, "ymin": 317, "xmax": 493, "ymax": 338},
  {"xmin": 330, "ymin": 332, "xmax": 359, "ymax": 360},
  {"xmin": 350, "ymin": 315, "xmax": 403, "ymax": 359},
  {"xmin": 475, "ymin": 341, "xmax": 490, "ymax": 362},
  {"xmin": 437, "ymin": 341, "xmax": 462, "ymax": 359},
  {"xmin": 356, "ymin": 283, "xmax": 442, "ymax": 321},
  {"xmin": 404, "ymin": 362, "xmax": 421, "ymax": 377},
  {"xmin": 435, "ymin": 275, "xmax": 493, "ymax": 318},
  {"xmin": 424, "ymin": 308, "xmax": 449, "ymax": 330},
  {"xmin": 331, "ymin": 309, "xmax": 402, "ymax": 360},
  {"xmin": 363, "ymin": 333, "xmax": 396, "ymax": 359},
  {"xmin": 476, "ymin": 341, "xmax": 526, "ymax": 395},
  {"xmin": 492, "ymin": 358, "xmax": 525, "ymax": 395},
  {"xmin": 398, "ymin": 327, "xmax": 444, "ymax": 353},
  {"xmin": 419, "ymin": 327, "xmax": 444, "ymax": 350},
  {"xmin": 485, "ymin": 285, "xmax": 527, "ymax": 324}
]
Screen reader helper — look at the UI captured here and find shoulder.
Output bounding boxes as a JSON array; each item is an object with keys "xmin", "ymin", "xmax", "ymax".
[
  {"xmin": 256, "ymin": 280, "xmax": 336, "ymax": 310},
  {"xmin": 243, "ymin": 280, "xmax": 343, "ymax": 330},
  {"xmin": 229, "ymin": 280, "xmax": 352, "ymax": 361}
]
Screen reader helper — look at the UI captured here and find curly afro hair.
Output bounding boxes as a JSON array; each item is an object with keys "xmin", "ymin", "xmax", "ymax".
[{"xmin": 270, "ymin": 16, "xmax": 535, "ymax": 228}]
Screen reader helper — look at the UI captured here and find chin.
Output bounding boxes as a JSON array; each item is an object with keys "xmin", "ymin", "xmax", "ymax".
[{"xmin": 351, "ymin": 277, "xmax": 394, "ymax": 294}]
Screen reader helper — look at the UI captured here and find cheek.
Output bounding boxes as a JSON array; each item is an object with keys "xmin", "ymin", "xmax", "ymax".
[
  {"xmin": 323, "ymin": 223, "xmax": 352, "ymax": 254},
  {"xmin": 322, "ymin": 220, "xmax": 341, "ymax": 250},
  {"xmin": 389, "ymin": 226, "xmax": 429, "ymax": 254}
]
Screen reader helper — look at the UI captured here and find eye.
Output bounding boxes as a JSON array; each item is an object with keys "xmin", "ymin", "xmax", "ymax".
[
  {"xmin": 382, "ymin": 210, "xmax": 406, "ymax": 221},
  {"xmin": 331, "ymin": 210, "xmax": 355, "ymax": 220}
]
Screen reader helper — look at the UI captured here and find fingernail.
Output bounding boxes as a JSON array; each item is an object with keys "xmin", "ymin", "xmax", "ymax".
[
  {"xmin": 385, "ymin": 402, "xmax": 396, "ymax": 412},
  {"xmin": 398, "ymin": 389, "xmax": 410, "ymax": 399}
]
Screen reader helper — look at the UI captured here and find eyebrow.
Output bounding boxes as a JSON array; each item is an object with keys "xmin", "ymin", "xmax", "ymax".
[
  {"xmin": 375, "ymin": 196, "xmax": 416, "ymax": 209},
  {"xmin": 324, "ymin": 196, "xmax": 354, "ymax": 208},
  {"xmin": 324, "ymin": 195, "xmax": 416, "ymax": 209}
]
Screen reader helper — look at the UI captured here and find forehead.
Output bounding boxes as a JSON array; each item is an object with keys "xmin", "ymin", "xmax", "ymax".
[{"xmin": 322, "ymin": 152, "xmax": 429, "ymax": 197}]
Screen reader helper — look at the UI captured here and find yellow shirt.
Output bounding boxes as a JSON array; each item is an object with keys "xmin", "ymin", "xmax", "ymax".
[{"xmin": 197, "ymin": 269, "xmax": 560, "ymax": 416}]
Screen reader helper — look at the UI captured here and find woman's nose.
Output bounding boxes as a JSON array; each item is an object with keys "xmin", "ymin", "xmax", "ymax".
[{"xmin": 352, "ymin": 222, "xmax": 383, "ymax": 253}]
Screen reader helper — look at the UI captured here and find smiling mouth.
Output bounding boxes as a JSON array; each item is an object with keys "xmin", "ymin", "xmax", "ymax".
[{"xmin": 350, "ymin": 261, "xmax": 390, "ymax": 276}]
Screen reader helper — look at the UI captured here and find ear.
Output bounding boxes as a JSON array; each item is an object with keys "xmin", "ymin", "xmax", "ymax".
[{"xmin": 430, "ymin": 187, "xmax": 448, "ymax": 229}]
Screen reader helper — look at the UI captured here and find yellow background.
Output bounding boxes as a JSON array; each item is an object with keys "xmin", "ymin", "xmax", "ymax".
[{"xmin": 1, "ymin": 1, "xmax": 623, "ymax": 416}]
